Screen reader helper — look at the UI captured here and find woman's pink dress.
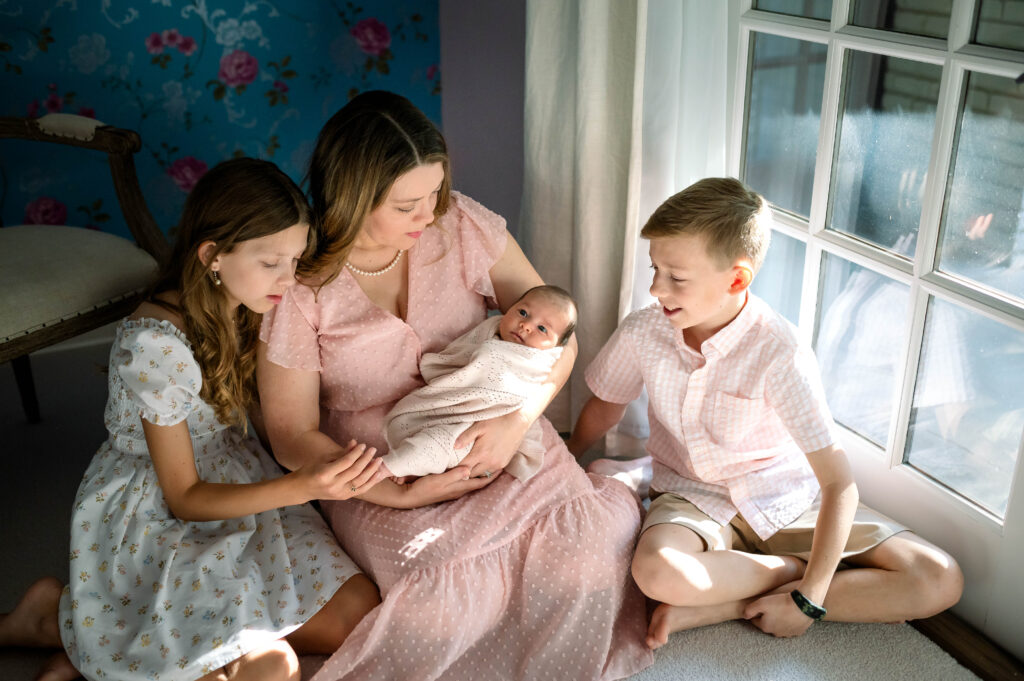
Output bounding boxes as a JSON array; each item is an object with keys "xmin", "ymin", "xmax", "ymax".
[{"xmin": 262, "ymin": 193, "xmax": 653, "ymax": 681}]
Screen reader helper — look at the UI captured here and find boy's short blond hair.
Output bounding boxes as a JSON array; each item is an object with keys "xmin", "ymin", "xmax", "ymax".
[{"xmin": 640, "ymin": 177, "xmax": 772, "ymax": 273}]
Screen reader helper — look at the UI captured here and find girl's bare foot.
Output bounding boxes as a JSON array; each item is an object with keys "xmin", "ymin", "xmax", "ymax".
[
  {"xmin": 35, "ymin": 650, "xmax": 80, "ymax": 681},
  {"xmin": 0, "ymin": 577, "xmax": 64, "ymax": 648},
  {"xmin": 587, "ymin": 456, "xmax": 653, "ymax": 498},
  {"xmin": 645, "ymin": 599, "xmax": 749, "ymax": 649}
]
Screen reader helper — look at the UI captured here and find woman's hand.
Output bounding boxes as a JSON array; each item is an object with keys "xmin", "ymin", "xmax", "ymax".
[
  {"xmin": 294, "ymin": 440, "xmax": 383, "ymax": 501},
  {"xmin": 455, "ymin": 411, "xmax": 531, "ymax": 479},
  {"xmin": 401, "ymin": 466, "xmax": 495, "ymax": 507}
]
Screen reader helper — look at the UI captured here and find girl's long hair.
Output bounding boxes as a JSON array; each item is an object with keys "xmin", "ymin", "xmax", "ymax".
[
  {"xmin": 302, "ymin": 90, "xmax": 451, "ymax": 282},
  {"xmin": 152, "ymin": 158, "xmax": 311, "ymax": 427}
]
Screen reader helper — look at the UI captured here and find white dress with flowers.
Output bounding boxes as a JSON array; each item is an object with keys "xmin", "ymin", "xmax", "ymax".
[{"xmin": 58, "ymin": 318, "xmax": 361, "ymax": 681}]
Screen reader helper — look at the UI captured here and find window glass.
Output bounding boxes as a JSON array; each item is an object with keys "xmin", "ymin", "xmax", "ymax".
[
  {"xmin": 937, "ymin": 71, "xmax": 1024, "ymax": 302},
  {"xmin": 751, "ymin": 230, "xmax": 805, "ymax": 325},
  {"xmin": 850, "ymin": 0, "xmax": 952, "ymax": 39},
  {"xmin": 828, "ymin": 51, "xmax": 940, "ymax": 256},
  {"xmin": 973, "ymin": 0, "xmax": 1024, "ymax": 51},
  {"xmin": 755, "ymin": 0, "xmax": 833, "ymax": 21},
  {"xmin": 743, "ymin": 33, "xmax": 828, "ymax": 218},
  {"xmin": 814, "ymin": 253, "xmax": 910, "ymax": 446},
  {"xmin": 905, "ymin": 297, "xmax": 1024, "ymax": 517}
]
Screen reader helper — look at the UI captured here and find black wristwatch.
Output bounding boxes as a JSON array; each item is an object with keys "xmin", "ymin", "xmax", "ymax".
[{"xmin": 790, "ymin": 589, "xmax": 827, "ymax": 621}]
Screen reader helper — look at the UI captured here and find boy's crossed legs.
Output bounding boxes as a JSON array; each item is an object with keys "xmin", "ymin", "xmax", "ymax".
[{"xmin": 631, "ymin": 497, "xmax": 964, "ymax": 648}]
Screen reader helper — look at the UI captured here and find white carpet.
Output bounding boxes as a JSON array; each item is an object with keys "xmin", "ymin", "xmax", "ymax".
[{"xmin": 627, "ymin": 619, "xmax": 979, "ymax": 681}]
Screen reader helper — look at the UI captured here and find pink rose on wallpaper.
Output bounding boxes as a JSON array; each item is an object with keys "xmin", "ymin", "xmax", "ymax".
[
  {"xmin": 351, "ymin": 18, "xmax": 390, "ymax": 56},
  {"xmin": 145, "ymin": 32, "xmax": 164, "ymax": 54},
  {"xmin": 167, "ymin": 157, "xmax": 208, "ymax": 192},
  {"xmin": 178, "ymin": 36, "xmax": 197, "ymax": 56},
  {"xmin": 426, "ymin": 64, "xmax": 438, "ymax": 80},
  {"xmin": 161, "ymin": 28, "xmax": 182, "ymax": 47},
  {"xmin": 27, "ymin": 100, "xmax": 39, "ymax": 117},
  {"xmin": 218, "ymin": 50, "xmax": 258, "ymax": 87},
  {"xmin": 78, "ymin": 106, "xmax": 95, "ymax": 118},
  {"xmin": 44, "ymin": 93, "xmax": 63, "ymax": 113},
  {"xmin": 24, "ymin": 197, "xmax": 68, "ymax": 225},
  {"xmin": 273, "ymin": 80, "xmax": 289, "ymax": 93}
]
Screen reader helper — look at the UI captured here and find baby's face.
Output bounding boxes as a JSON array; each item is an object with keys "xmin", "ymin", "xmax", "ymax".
[{"xmin": 498, "ymin": 293, "xmax": 572, "ymax": 350}]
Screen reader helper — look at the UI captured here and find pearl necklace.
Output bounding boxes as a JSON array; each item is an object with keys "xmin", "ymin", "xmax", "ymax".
[{"xmin": 345, "ymin": 249, "xmax": 404, "ymax": 277}]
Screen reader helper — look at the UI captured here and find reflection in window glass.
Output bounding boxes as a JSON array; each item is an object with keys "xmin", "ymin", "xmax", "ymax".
[
  {"xmin": 973, "ymin": 0, "xmax": 1024, "ymax": 51},
  {"xmin": 938, "ymin": 72, "xmax": 1024, "ymax": 302},
  {"xmin": 751, "ymin": 229, "xmax": 805, "ymax": 324},
  {"xmin": 755, "ymin": 0, "xmax": 833, "ymax": 21},
  {"xmin": 905, "ymin": 298, "xmax": 1024, "ymax": 517},
  {"xmin": 814, "ymin": 254, "xmax": 910, "ymax": 446},
  {"xmin": 829, "ymin": 52, "xmax": 940, "ymax": 256},
  {"xmin": 743, "ymin": 33, "xmax": 827, "ymax": 218},
  {"xmin": 851, "ymin": 0, "xmax": 952, "ymax": 39}
]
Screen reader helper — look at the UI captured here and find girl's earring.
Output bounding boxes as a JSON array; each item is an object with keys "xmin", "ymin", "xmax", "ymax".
[{"xmin": 211, "ymin": 270, "xmax": 222, "ymax": 286}]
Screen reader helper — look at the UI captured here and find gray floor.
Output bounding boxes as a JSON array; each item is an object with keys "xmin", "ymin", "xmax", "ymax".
[{"xmin": 0, "ymin": 342, "xmax": 982, "ymax": 681}]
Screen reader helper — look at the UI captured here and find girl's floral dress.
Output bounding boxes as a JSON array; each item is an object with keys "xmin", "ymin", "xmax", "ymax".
[{"xmin": 58, "ymin": 318, "xmax": 361, "ymax": 681}]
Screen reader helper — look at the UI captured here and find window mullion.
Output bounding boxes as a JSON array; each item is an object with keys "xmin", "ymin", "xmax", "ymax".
[
  {"xmin": 808, "ymin": 37, "xmax": 843, "ymax": 237},
  {"xmin": 888, "ymin": 282, "xmax": 930, "ymax": 469}
]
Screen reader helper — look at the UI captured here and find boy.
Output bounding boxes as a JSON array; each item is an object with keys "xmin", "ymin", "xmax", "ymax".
[{"xmin": 568, "ymin": 178, "xmax": 962, "ymax": 647}]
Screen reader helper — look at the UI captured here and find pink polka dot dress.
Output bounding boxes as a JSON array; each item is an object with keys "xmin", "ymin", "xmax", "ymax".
[{"xmin": 261, "ymin": 193, "xmax": 653, "ymax": 680}]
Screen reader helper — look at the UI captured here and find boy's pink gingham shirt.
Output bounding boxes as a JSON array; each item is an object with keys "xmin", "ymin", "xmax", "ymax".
[{"xmin": 586, "ymin": 295, "xmax": 841, "ymax": 540}]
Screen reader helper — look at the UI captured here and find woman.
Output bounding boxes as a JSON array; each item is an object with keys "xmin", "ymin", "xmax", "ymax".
[{"xmin": 258, "ymin": 91, "xmax": 653, "ymax": 680}]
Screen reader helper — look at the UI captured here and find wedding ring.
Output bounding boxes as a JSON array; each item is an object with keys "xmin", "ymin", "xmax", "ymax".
[
  {"xmin": 350, "ymin": 485, "xmax": 358, "ymax": 492},
  {"xmin": 483, "ymin": 470, "xmax": 492, "ymax": 479}
]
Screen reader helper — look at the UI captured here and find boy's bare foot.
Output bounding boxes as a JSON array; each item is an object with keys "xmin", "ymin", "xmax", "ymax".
[
  {"xmin": 587, "ymin": 456, "xmax": 653, "ymax": 498},
  {"xmin": 0, "ymin": 577, "xmax": 64, "ymax": 648},
  {"xmin": 35, "ymin": 651, "xmax": 80, "ymax": 681},
  {"xmin": 645, "ymin": 599, "xmax": 749, "ymax": 649}
]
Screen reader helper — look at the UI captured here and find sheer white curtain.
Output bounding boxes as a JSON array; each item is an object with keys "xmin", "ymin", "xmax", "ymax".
[{"xmin": 521, "ymin": 0, "xmax": 733, "ymax": 436}]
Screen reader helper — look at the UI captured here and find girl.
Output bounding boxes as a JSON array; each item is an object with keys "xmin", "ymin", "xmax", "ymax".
[{"xmin": 3, "ymin": 158, "xmax": 382, "ymax": 681}]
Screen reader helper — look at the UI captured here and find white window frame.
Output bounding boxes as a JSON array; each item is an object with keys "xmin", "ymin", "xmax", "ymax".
[{"xmin": 728, "ymin": 0, "xmax": 1024, "ymax": 656}]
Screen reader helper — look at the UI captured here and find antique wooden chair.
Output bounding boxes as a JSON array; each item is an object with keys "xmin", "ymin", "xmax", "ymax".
[{"xmin": 0, "ymin": 113, "xmax": 170, "ymax": 422}]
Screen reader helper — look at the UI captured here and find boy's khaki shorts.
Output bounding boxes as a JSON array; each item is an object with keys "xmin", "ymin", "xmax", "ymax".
[{"xmin": 640, "ymin": 491, "xmax": 907, "ymax": 561}]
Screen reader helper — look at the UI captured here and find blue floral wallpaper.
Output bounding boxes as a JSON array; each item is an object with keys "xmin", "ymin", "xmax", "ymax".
[{"xmin": 0, "ymin": 1, "xmax": 441, "ymax": 239}]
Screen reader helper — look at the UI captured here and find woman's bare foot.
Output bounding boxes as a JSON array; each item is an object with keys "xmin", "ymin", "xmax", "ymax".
[
  {"xmin": 586, "ymin": 456, "xmax": 653, "ymax": 498},
  {"xmin": 0, "ymin": 577, "xmax": 64, "ymax": 648},
  {"xmin": 35, "ymin": 650, "xmax": 80, "ymax": 681},
  {"xmin": 645, "ymin": 599, "xmax": 749, "ymax": 649}
]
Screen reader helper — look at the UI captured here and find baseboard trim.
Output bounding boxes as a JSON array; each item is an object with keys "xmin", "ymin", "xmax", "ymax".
[{"xmin": 911, "ymin": 611, "xmax": 1023, "ymax": 681}]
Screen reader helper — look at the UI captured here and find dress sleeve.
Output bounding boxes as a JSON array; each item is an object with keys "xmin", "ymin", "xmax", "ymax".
[
  {"xmin": 450, "ymin": 192, "xmax": 509, "ymax": 304},
  {"xmin": 260, "ymin": 284, "xmax": 323, "ymax": 371},
  {"xmin": 584, "ymin": 316, "xmax": 645, "ymax": 404},
  {"xmin": 117, "ymin": 325, "xmax": 201, "ymax": 426}
]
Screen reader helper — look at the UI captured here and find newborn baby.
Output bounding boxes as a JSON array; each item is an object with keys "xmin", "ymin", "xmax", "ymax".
[{"xmin": 380, "ymin": 285, "xmax": 577, "ymax": 481}]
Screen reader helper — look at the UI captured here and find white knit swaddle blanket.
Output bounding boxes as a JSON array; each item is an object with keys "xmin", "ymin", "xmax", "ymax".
[{"xmin": 382, "ymin": 316, "xmax": 562, "ymax": 480}]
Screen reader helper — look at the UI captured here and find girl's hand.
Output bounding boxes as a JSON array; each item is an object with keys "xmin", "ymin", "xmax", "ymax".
[
  {"xmin": 402, "ymin": 466, "xmax": 494, "ymax": 507},
  {"xmin": 455, "ymin": 412, "xmax": 530, "ymax": 479},
  {"xmin": 296, "ymin": 440, "xmax": 382, "ymax": 501}
]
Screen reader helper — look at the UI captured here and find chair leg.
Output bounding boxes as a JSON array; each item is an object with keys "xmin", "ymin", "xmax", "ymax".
[{"xmin": 11, "ymin": 355, "xmax": 41, "ymax": 423}]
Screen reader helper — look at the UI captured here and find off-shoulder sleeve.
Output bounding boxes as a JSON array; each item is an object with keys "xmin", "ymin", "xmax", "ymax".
[
  {"xmin": 450, "ymin": 192, "xmax": 509, "ymax": 303},
  {"xmin": 117, "ymin": 324, "xmax": 201, "ymax": 426},
  {"xmin": 260, "ymin": 284, "xmax": 323, "ymax": 371}
]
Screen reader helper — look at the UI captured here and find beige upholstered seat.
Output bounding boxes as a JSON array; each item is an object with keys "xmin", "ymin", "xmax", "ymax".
[{"xmin": 0, "ymin": 114, "xmax": 170, "ymax": 422}]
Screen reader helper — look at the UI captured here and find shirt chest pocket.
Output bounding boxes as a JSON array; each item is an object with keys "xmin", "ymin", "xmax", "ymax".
[{"xmin": 704, "ymin": 392, "xmax": 766, "ymax": 449}]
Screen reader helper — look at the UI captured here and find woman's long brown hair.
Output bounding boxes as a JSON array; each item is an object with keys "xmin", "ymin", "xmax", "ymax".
[
  {"xmin": 302, "ymin": 90, "xmax": 451, "ymax": 283},
  {"xmin": 151, "ymin": 158, "xmax": 310, "ymax": 427}
]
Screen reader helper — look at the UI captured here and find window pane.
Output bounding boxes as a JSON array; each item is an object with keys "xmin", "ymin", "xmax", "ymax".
[
  {"xmin": 937, "ymin": 72, "xmax": 1024, "ymax": 302},
  {"xmin": 850, "ymin": 0, "xmax": 952, "ymax": 39},
  {"xmin": 743, "ymin": 33, "xmax": 827, "ymax": 218},
  {"xmin": 905, "ymin": 298, "xmax": 1024, "ymax": 517},
  {"xmin": 751, "ymin": 230, "xmax": 805, "ymax": 324},
  {"xmin": 755, "ymin": 0, "xmax": 833, "ymax": 21},
  {"xmin": 828, "ymin": 52, "xmax": 940, "ymax": 256},
  {"xmin": 973, "ymin": 0, "xmax": 1024, "ymax": 51},
  {"xmin": 814, "ymin": 254, "xmax": 910, "ymax": 446}
]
